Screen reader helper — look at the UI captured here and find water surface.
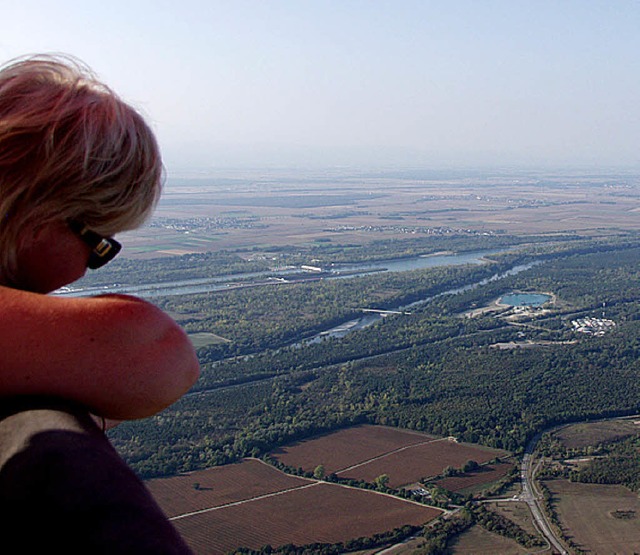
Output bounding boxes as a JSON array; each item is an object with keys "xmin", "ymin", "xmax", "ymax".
[{"xmin": 500, "ymin": 293, "xmax": 551, "ymax": 307}]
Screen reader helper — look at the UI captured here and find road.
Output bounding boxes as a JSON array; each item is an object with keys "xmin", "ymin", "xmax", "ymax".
[{"xmin": 519, "ymin": 434, "xmax": 568, "ymax": 555}]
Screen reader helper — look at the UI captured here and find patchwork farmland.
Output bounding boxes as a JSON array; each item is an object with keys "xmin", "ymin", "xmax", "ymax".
[
  {"xmin": 149, "ymin": 425, "xmax": 514, "ymax": 553},
  {"xmin": 148, "ymin": 458, "xmax": 441, "ymax": 554},
  {"xmin": 272, "ymin": 424, "xmax": 509, "ymax": 488}
]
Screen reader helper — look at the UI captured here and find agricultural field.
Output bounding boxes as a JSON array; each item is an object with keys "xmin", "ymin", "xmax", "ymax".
[
  {"xmin": 270, "ymin": 424, "xmax": 436, "ymax": 475},
  {"xmin": 545, "ymin": 480, "xmax": 640, "ymax": 554},
  {"xmin": 552, "ymin": 418, "xmax": 640, "ymax": 450},
  {"xmin": 272, "ymin": 425, "xmax": 509, "ymax": 489},
  {"xmin": 448, "ymin": 525, "xmax": 530, "ymax": 555},
  {"xmin": 147, "ymin": 458, "xmax": 308, "ymax": 517},
  {"xmin": 187, "ymin": 331, "xmax": 231, "ymax": 349},
  {"xmin": 116, "ymin": 170, "xmax": 640, "ymax": 258},
  {"xmin": 147, "ymin": 426, "xmax": 517, "ymax": 553},
  {"xmin": 337, "ymin": 440, "xmax": 507, "ymax": 488},
  {"xmin": 148, "ymin": 458, "xmax": 441, "ymax": 554},
  {"xmin": 433, "ymin": 462, "xmax": 514, "ymax": 493}
]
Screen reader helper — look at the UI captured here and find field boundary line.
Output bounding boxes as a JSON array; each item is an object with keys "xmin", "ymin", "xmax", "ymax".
[
  {"xmin": 336, "ymin": 436, "xmax": 451, "ymax": 474},
  {"xmin": 253, "ymin": 458, "xmax": 445, "ymax": 512},
  {"xmin": 169, "ymin": 482, "xmax": 320, "ymax": 521},
  {"xmin": 323, "ymin": 480, "xmax": 448, "ymax": 513},
  {"xmin": 168, "ymin": 457, "xmax": 445, "ymax": 523}
]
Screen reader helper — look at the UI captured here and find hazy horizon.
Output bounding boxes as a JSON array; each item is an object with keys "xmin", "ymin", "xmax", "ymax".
[{"xmin": 3, "ymin": 1, "xmax": 639, "ymax": 172}]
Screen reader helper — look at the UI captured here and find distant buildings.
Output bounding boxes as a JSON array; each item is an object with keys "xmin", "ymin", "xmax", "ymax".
[
  {"xmin": 571, "ymin": 317, "xmax": 616, "ymax": 336},
  {"xmin": 327, "ymin": 224, "xmax": 496, "ymax": 236}
]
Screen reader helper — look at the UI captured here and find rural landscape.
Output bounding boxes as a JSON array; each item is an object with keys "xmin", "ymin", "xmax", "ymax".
[{"xmin": 65, "ymin": 167, "xmax": 640, "ymax": 554}]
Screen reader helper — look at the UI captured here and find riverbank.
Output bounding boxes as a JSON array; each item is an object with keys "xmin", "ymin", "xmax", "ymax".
[{"xmin": 53, "ymin": 249, "xmax": 504, "ymax": 299}]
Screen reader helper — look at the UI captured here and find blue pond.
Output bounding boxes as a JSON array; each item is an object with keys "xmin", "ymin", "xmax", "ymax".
[{"xmin": 500, "ymin": 293, "xmax": 551, "ymax": 307}]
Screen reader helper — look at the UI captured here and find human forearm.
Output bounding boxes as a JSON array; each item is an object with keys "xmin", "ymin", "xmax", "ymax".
[
  {"xmin": 0, "ymin": 289, "xmax": 200, "ymax": 420},
  {"xmin": 60, "ymin": 294, "xmax": 201, "ymax": 419}
]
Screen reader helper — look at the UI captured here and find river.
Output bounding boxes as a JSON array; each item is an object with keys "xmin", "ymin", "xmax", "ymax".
[
  {"xmin": 304, "ymin": 260, "xmax": 539, "ymax": 343},
  {"xmin": 54, "ymin": 249, "xmax": 539, "ymax": 344},
  {"xmin": 53, "ymin": 249, "xmax": 502, "ymax": 299}
]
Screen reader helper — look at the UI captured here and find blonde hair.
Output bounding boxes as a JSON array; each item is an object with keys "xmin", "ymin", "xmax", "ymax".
[{"xmin": 0, "ymin": 54, "xmax": 163, "ymax": 284}]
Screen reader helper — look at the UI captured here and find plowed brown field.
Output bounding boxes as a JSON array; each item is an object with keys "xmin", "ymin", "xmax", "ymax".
[
  {"xmin": 171, "ymin": 481, "xmax": 441, "ymax": 554},
  {"xmin": 149, "ymin": 426, "xmax": 511, "ymax": 553},
  {"xmin": 271, "ymin": 425, "xmax": 508, "ymax": 488},
  {"xmin": 336, "ymin": 439, "xmax": 506, "ymax": 488},
  {"xmin": 271, "ymin": 424, "xmax": 435, "ymax": 474},
  {"xmin": 434, "ymin": 462, "xmax": 514, "ymax": 493},
  {"xmin": 147, "ymin": 458, "xmax": 310, "ymax": 517}
]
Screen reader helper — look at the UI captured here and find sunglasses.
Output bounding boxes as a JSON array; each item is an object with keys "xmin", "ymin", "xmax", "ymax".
[{"xmin": 68, "ymin": 219, "xmax": 122, "ymax": 269}]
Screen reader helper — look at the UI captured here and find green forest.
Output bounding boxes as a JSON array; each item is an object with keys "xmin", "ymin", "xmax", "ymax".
[{"xmin": 107, "ymin": 233, "xmax": 640, "ymax": 480}]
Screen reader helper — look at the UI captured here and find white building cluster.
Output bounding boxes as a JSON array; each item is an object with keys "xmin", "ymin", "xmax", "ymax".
[{"xmin": 571, "ymin": 317, "xmax": 616, "ymax": 336}]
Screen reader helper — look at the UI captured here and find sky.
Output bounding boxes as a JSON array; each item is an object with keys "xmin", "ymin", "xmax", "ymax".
[{"xmin": 2, "ymin": 1, "xmax": 639, "ymax": 172}]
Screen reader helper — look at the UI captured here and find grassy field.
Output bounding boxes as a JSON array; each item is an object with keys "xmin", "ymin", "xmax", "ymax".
[
  {"xmin": 449, "ymin": 525, "xmax": 531, "ymax": 554},
  {"xmin": 487, "ymin": 501, "xmax": 540, "ymax": 540},
  {"xmin": 552, "ymin": 418, "xmax": 640, "ymax": 449},
  {"xmin": 187, "ymin": 331, "xmax": 231, "ymax": 348},
  {"xmin": 545, "ymin": 479, "xmax": 640, "ymax": 554}
]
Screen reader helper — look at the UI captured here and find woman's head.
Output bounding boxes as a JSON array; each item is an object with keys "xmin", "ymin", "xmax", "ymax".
[{"xmin": 0, "ymin": 54, "xmax": 163, "ymax": 285}]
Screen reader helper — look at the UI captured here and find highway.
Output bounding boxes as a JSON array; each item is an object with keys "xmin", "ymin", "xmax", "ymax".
[{"xmin": 519, "ymin": 434, "xmax": 568, "ymax": 555}]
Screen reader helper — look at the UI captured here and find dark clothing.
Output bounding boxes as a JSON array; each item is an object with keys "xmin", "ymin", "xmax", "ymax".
[{"xmin": 0, "ymin": 398, "xmax": 192, "ymax": 554}]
